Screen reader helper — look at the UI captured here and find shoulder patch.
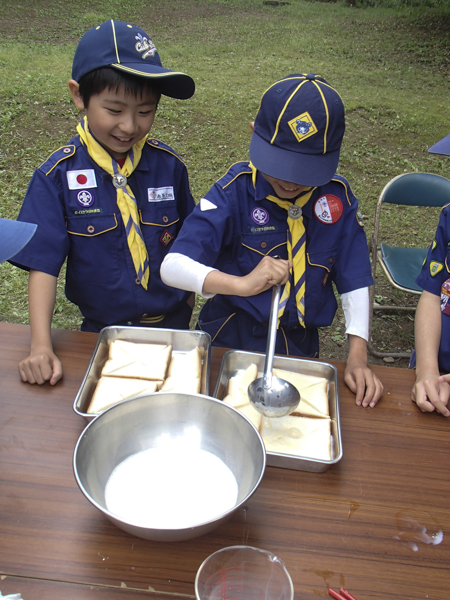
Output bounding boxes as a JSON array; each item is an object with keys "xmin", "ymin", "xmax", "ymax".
[
  {"xmin": 329, "ymin": 175, "xmax": 353, "ymax": 207},
  {"xmin": 146, "ymin": 138, "xmax": 184, "ymax": 163},
  {"xmin": 39, "ymin": 145, "xmax": 76, "ymax": 176},
  {"xmin": 430, "ymin": 261, "xmax": 444, "ymax": 277},
  {"xmin": 221, "ymin": 162, "xmax": 252, "ymax": 190}
]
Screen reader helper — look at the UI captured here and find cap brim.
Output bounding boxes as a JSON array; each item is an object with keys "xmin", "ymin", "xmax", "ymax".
[
  {"xmin": 428, "ymin": 133, "xmax": 450, "ymax": 156},
  {"xmin": 249, "ymin": 132, "xmax": 339, "ymax": 187},
  {"xmin": 0, "ymin": 219, "xmax": 37, "ymax": 263},
  {"xmin": 112, "ymin": 64, "xmax": 195, "ymax": 99}
]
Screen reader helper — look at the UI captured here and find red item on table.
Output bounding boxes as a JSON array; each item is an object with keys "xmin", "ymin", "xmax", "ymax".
[
  {"xmin": 340, "ymin": 588, "xmax": 359, "ymax": 600},
  {"xmin": 328, "ymin": 589, "xmax": 347, "ymax": 600}
]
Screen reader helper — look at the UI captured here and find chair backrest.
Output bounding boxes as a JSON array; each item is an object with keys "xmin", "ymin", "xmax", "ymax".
[{"xmin": 381, "ymin": 172, "xmax": 450, "ymax": 207}]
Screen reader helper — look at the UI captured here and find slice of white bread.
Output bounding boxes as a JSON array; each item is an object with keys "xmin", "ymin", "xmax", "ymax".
[
  {"xmin": 238, "ymin": 402, "xmax": 263, "ymax": 431},
  {"xmin": 167, "ymin": 347, "xmax": 202, "ymax": 378},
  {"xmin": 160, "ymin": 347, "xmax": 202, "ymax": 393},
  {"xmin": 88, "ymin": 376, "xmax": 160, "ymax": 414},
  {"xmin": 161, "ymin": 376, "xmax": 201, "ymax": 394},
  {"xmin": 272, "ymin": 368, "xmax": 329, "ymax": 418},
  {"xmin": 260, "ymin": 415, "xmax": 332, "ymax": 460},
  {"xmin": 101, "ymin": 340, "xmax": 172, "ymax": 381},
  {"xmin": 224, "ymin": 363, "xmax": 258, "ymax": 407}
]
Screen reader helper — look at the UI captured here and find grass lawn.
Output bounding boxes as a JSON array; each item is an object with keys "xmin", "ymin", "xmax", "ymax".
[{"xmin": 0, "ymin": 0, "xmax": 449, "ymax": 364}]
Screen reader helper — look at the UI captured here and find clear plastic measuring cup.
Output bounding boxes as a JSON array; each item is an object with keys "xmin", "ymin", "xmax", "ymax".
[{"xmin": 195, "ymin": 545, "xmax": 294, "ymax": 600}]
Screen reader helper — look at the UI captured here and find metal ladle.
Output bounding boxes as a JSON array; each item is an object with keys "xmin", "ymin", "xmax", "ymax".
[{"xmin": 248, "ymin": 283, "xmax": 300, "ymax": 418}]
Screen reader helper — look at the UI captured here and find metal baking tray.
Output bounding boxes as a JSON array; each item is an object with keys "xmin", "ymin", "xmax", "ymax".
[
  {"xmin": 74, "ymin": 326, "xmax": 211, "ymax": 421},
  {"xmin": 213, "ymin": 350, "xmax": 342, "ymax": 472}
]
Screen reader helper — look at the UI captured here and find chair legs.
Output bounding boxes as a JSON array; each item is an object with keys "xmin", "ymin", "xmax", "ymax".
[{"xmin": 368, "ymin": 284, "xmax": 414, "ymax": 359}]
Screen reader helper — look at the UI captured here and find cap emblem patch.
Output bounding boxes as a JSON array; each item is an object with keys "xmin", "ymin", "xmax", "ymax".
[
  {"xmin": 135, "ymin": 33, "xmax": 157, "ymax": 59},
  {"xmin": 288, "ymin": 112, "xmax": 318, "ymax": 143}
]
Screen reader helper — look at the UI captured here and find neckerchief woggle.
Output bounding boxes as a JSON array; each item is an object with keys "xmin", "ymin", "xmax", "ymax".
[
  {"xmin": 77, "ymin": 117, "xmax": 149, "ymax": 289},
  {"xmin": 250, "ymin": 162, "xmax": 315, "ymax": 327}
]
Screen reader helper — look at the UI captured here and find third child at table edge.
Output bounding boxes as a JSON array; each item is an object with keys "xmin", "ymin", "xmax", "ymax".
[
  {"xmin": 10, "ymin": 20, "xmax": 196, "ymax": 386},
  {"xmin": 161, "ymin": 73, "xmax": 384, "ymax": 408},
  {"xmin": 410, "ymin": 130, "xmax": 450, "ymax": 417}
]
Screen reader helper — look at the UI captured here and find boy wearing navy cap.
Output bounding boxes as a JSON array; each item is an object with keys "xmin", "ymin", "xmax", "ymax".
[
  {"xmin": 11, "ymin": 20, "xmax": 196, "ymax": 386},
  {"xmin": 161, "ymin": 73, "xmax": 383, "ymax": 408},
  {"xmin": 411, "ymin": 133, "xmax": 450, "ymax": 416}
]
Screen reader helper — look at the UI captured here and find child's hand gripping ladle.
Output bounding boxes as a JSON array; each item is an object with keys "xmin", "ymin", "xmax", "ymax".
[{"xmin": 248, "ymin": 280, "xmax": 300, "ymax": 418}]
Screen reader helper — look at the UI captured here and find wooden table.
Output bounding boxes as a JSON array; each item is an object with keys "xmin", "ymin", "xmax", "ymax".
[{"xmin": 0, "ymin": 322, "xmax": 448, "ymax": 600}]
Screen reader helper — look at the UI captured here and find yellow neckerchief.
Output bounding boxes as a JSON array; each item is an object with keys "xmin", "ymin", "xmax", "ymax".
[
  {"xmin": 77, "ymin": 117, "xmax": 149, "ymax": 289},
  {"xmin": 250, "ymin": 163, "xmax": 314, "ymax": 326}
]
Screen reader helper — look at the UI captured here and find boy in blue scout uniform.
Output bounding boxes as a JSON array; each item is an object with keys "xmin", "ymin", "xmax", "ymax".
[
  {"xmin": 10, "ymin": 20, "xmax": 196, "ymax": 386},
  {"xmin": 411, "ymin": 133, "xmax": 450, "ymax": 417},
  {"xmin": 161, "ymin": 73, "xmax": 384, "ymax": 408}
]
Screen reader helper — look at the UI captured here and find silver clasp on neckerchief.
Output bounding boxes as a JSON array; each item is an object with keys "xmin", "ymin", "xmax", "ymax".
[
  {"xmin": 288, "ymin": 205, "xmax": 302, "ymax": 219},
  {"xmin": 113, "ymin": 174, "xmax": 128, "ymax": 189}
]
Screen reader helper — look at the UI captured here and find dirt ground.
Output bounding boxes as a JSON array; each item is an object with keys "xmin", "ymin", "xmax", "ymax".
[{"xmin": 319, "ymin": 275, "xmax": 415, "ymax": 370}]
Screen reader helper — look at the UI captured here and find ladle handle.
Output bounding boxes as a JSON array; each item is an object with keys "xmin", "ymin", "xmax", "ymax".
[{"xmin": 263, "ymin": 283, "xmax": 282, "ymax": 390}]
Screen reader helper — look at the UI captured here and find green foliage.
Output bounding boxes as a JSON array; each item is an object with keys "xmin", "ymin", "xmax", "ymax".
[{"xmin": 0, "ymin": 0, "xmax": 449, "ymax": 336}]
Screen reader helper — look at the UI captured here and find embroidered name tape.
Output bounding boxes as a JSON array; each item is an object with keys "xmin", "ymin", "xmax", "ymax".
[
  {"xmin": 148, "ymin": 187, "xmax": 175, "ymax": 202},
  {"xmin": 67, "ymin": 169, "xmax": 97, "ymax": 190}
]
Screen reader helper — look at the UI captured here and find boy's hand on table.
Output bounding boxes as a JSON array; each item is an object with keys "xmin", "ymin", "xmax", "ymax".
[
  {"xmin": 345, "ymin": 335, "xmax": 383, "ymax": 408},
  {"xmin": 19, "ymin": 347, "xmax": 63, "ymax": 386},
  {"xmin": 412, "ymin": 372, "xmax": 450, "ymax": 417}
]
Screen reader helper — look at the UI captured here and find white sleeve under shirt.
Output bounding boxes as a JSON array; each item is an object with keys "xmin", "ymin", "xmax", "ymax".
[{"xmin": 160, "ymin": 253, "xmax": 369, "ymax": 340}]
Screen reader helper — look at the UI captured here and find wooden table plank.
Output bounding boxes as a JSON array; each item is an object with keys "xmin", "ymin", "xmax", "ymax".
[
  {"xmin": 0, "ymin": 322, "xmax": 448, "ymax": 600},
  {"xmin": 0, "ymin": 575, "xmax": 192, "ymax": 599}
]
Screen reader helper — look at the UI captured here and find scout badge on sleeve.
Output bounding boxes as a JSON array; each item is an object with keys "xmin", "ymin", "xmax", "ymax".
[
  {"xmin": 430, "ymin": 261, "xmax": 444, "ymax": 277},
  {"xmin": 441, "ymin": 278, "xmax": 450, "ymax": 316},
  {"xmin": 314, "ymin": 194, "xmax": 343, "ymax": 225}
]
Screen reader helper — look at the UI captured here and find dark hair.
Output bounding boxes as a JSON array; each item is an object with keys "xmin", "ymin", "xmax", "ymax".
[{"xmin": 78, "ymin": 67, "xmax": 161, "ymax": 107}]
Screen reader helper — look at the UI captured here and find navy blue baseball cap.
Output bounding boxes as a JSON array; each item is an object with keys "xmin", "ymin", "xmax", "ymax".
[
  {"xmin": 0, "ymin": 218, "xmax": 37, "ymax": 263},
  {"xmin": 429, "ymin": 133, "xmax": 450, "ymax": 156},
  {"xmin": 72, "ymin": 20, "xmax": 195, "ymax": 100},
  {"xmin": 249, "ymin": 74, "xmax": 345, "ymax": 186}
]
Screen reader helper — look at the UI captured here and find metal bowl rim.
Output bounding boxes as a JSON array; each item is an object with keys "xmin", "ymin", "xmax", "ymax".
[{"xmin": 73, "ymin": 392, "xmax": 266, "ymax": 532}]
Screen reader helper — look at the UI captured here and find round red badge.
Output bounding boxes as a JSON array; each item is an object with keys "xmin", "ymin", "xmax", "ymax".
[
  {"xmin": 76, "ymin": 173, "xmax": 88, "ymax": 185},
  {"xmin": 314, "ymin": 195, "xmax": 344, "ymax": 224}
]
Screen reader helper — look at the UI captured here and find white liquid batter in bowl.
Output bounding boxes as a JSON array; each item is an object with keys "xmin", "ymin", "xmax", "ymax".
[{"xmin": 105, "ymin": 446, "xmax": 239, "ymax": 529}]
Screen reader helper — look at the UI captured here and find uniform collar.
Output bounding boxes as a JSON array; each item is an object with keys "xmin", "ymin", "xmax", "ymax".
[{"xmin": 252, "ymin": 164, "xmax": 317, "ymax": 217}]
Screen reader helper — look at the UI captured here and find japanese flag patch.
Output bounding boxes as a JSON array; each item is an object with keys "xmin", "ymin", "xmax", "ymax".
[
  {"xmin": 314, "ymin": 194, "xmax": 343, "ymax": 224},
  {"xmin": 67, "ymin": 169, "xmax": 97, "ymax": 189}
]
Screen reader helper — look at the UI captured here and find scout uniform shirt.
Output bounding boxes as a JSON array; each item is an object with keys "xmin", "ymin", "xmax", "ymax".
[
  {"xmin": 169, "ymin": 162, "xmax": 374, "ymax": 355},
  {"xmin": 11, "ymin": 135, "xmax": 195, "ymax": 331},
  {"xmin": 416, "ymin": 203, "xmax": 450, "ymax": 372}
]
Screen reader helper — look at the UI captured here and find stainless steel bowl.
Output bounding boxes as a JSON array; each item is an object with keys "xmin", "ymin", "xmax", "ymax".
[{"xmin": 73, "ymin": 392, "xmax": 266, "ymax": 542}]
